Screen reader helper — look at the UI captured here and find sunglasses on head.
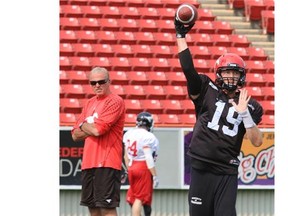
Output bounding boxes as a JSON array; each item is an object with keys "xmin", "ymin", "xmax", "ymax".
[{"xmin": 90, "ymin": 79, "xmax": 109, "ymax": 86}]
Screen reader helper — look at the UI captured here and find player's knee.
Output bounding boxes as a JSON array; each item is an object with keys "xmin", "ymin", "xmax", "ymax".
[{"xmin": 143, "ymin": 205, "xmax": 152, "ymax": 216}]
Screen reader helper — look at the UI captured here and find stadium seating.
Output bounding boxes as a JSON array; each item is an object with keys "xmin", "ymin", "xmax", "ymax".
[
  {"xmin": 180, "ymin": 100, "xmax": 196, "ymax": 114},
  {"xmin": 164, "ymin": 86, "xmax": 187, "ymax": 100},
  {"xmin": 158, "ymin": 114, "xmax": 180, "ymax": 125},
  {"xmin": 124, "ymin": 99, "xmax": 143, "ymax": 114},
  {"xmin": 60, "ymin": 43, "xmax": 74, "ymax": 57},
  {"xmin": 62, "ymin": 84, "xmax": 86, "ymax": 98},
  {"xmin": 178, "ymin": 114, "xmax": 197, "ymax": 125},
  {"xmin": 212, "ymin": 20, "xmax": 234, "ymax": 34},
  {"xmin": 146, "ymin": 71, "xmax": 168, "ymax": 85},
  {"xmin": 227, "ymin": 47, "xmax": 249, "ymax": 60},
  {"xmin": 60, "ymin": 70, "xmax": 69, "ymax": 84},
  {"xmin": 260, "ymin": 100, "xmax": 274, "ymax": 115},
  {"xmin": 118, "ymin": 6, "xmax": 141, "ymax": 19},
  {"xmin": 60, "ymin": 17, "xmax": 81, "ymax": 30},
  {"xmin": 69, "ymin": 56, "xmax": 91, "ymax": 70},
  {"xmin": 190, "ymin": 46, "xmax": 211, "ymax": 59},
  {"xmin": 66, "ymin": 70, "xmax": 88, "ymax": 84},
  {"xmin": 113, "ymin": 44, "xmax": 134, "ymax": 57},
  {"xmin": 110, "ymin": 57, "xmax": 131, "ymax": 71},
  {"xmin": 60, "ymin": 113, "xmax": 78, "ymax": 126},
  {"xmin": 78, "ymin": 18, "xmax": 100, "ymax": 31},
  {"xmin": 260, "ymin": 115, "xmax": 274, "ymax": 127},
  {"xmin": 60, "ymin": 98, "xmax": 82, "ymax": 113},
  {"xmin": 98, "ymin": 18, "xmax": 120, "ymax": 31},
  {"xmin": 244, "ymin": 0, "xmax": 266, "ymax": 21},
  {"xmin": 161, "ymin": 100, "xmax": 183, "ymax": 114},
  {"xmin": 61, "ymin": 5, "xmax": 83, "ymax": 18},
  {"xmin": 126, "ymin": 71, "xmax": 149, "ymax": 85},
  {"xmin": 60, "ymin": 30, "xmax": 78, "ymax": 43},
  {"xmin": 246, "ymin": 47, "xmax": 268, "ymax": 60},
  {"xmin": 132, "ymin": 45, "xmax": 153, "ymax": 58},
  {"xmin": 210, "ymin": 34, "xmax": 232, "ymax": 47},
  {"xmin": 124, "ymin": 85, "xmax": 146, "ymax": 99},
  {"xmin": 73, "ymin": 43, "xmax": 95, "ymax": 57},
  {"xmin": 246, "ymin": 73, "xmax": 265, "ymax": 87},
  {"xmin": 93, "ymin": 44, "xmax": 114, "ymax": 57},
  {"xmin": 118, "ymin": 19, "xmax": 139, "ymax": 32},
  {"xmin": 60, "ymin": 56, "xmax": 72, "ymax": 70},
  {"xmin": 141, "ymin": 99, "xmax": 163, "ymax": 114},
  {"xmin": 261, "ymin": 10, "xmax": 274, "ymax": 34},
  {"xmin": 209, "ymin": 46, "xmax": 228, "ymax": 59},
  {"xmin": 114, "ymin": 32, "xmax": 136, "ymax": 44},
  {"xmin": 145, "ymin": 85, "xmax": 166, "ymax": 100},
  {"xmin": 80, "ymin": 5, "xmax": 102, "ymax": 18},
  {"xmin": 229, "ymin": 34, "xmax": 251, "ymax": 47},
  {"xmin": 166, "ymin": 72, "xmax": 187, "ymax": 86},
  {"xmin": 138, "ymin": 7, "xmax": 159, "ymax": 19},
  {"xmin": 109, "ymin": 71, "xmax": 129, "ymax": 85}
]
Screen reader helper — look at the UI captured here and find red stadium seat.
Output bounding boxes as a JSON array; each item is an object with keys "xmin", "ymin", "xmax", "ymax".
[
  {"xmin": 190, "ymin": 46, "xmax": 211, "ymax": 59},
  {"xmin": 187, "ymin": 33, "xmax": 213, "ymax": 46},
  {"xmin": 110, "ymin": 85, "xmax": 126, "ymax": 98},
  {"xmin": 193, "ymin": 59, "xmax": 210, "ymax": 73},
  {"xmin": 60, "ymin": 98, "xmax": 82, "ymax": 113},
  {"xmin": 88, "ymin": 0, "xmax": 106, "ymax": 6},
  {"xmin": 259, "ymin": 100, "xmax": 274, "ymax": 115},
  {"xmin": 60, "ymin": 17, "xmax": 81, "ymax": 30},
  {"xmin": 109, "ymin": 71, "xmax": 129, "ymax": 85},
  {"xmin": 93, "ymin": 44, "xmax": 114, "ymax": 57},
  {"xmin": 262, "ymin": 73, "xmax": 274, "ymax": 86},
  {"xmin": 73, "ymin": 43, "xmax": 94, "ymax": 57},
  {"xmin": 138, "ymin": 7, "xmax": 159, "ymax": 19},
  {"xmin": 69, "ymin": 56, "xmax": 91, "ymax": 70},
  {"xmin": 178, "ymin": 114, "xmax": 197, "ymax": 125},
  {"xmin": 78, "ymin": 17, "xmax": 100, "ymax": 31},
  {"xmin": 132, "ymin": 45, "xmax": 153, "ymax": 58},
  {"xmin": 193, "ymin": 21, "xmax": 214, "ymax": 34},
  {"xmin": 129, "ymin": 57, "xmax": 151, "ymax": 71},
  {"xmin": 244, "ymin": 0, "xmax": 266, "ymax": 21},
  {"xmin": 60, "ymin": 113, "xmax": 77, "ymax": 126},
  {"xmin": 110, "ymin": 57, "xmax": 132, "ymax": 71},
  {"xmin": 153, "ymin": 32, "xmax": 175, "ymax": 46},
  {"xmin": 61, "ymin": 84, "xmax": 86, "ymax": 98},
  {"xmin": 168, "ymin": 58, "xmax": 181, "ymax": 72},
  {"xmin": 66, "ymin": 70, "xmax": 88, "ymax": 84},
  {"xmin": 261, "ymin": 86, "xmax": 274, "ymax": 100},
  {"xmin": 82, "ymin": 84, "xmax": 95, "ymax": 99},
  {"xmin": 75, "ymin": 30, "xmax": 97, "ymax": 43},
  {"xmin": 134, "ymin": 32, "xmax": 155, "ymax": 45},
  {"xmin": 229, "ymin": 34, "xmax": 251, "ymax": 47},
  {"xmin": 95, "ymin": 31, "xmax": 117, "ymax": 44},
  {"xmin": 124, "ymin": 85, "xmax": 146, "ymax": 99},
  {"xmin": 245, "ymin": 60, "xmax": 266, "ymax": 73},
  {"xmin": 261, "ymin": 10, "xmax": 274, "ymax": 34},
  {"xmin": 197, "ymin": 8, "xmax": 216, "ymax": 21},
  {"xmin": 157, "ymin": 8, "xmax": 176, "ymax": 20},
  {"xmin": 263, "ymin": 60, "xmax": 274, "ymax": 74},
  {"xmin": 60, "ymin": 70, "xmax": 69, "ymax": 84},
  {"xmin": 126, "ymin": 0, "xmax": 145, "ymax": 7},
  {"xmin": 164, "ymin": 86, "xmax": 187, "ymax": 100},
  {"xmin": 158, "ymin": 114, "xmax": 180, "ymax": 125},
  {"xmin": 118, "ymin": 6, "xmax": 141, "ymax": 19},
  {"xmin": 180, "ymin": 100, "xmax": 196, "ymax": 114},
  {"xmin": 166, "ymin": 72, "xmax": 187, "ymax": 86},
  {"xmin": 155, "ymin": 20, "xmax": 175, "ymax": 33},
  {"xmin": 60, "ymin": 56, "xmax": 72, "ymax": 70},
  {"xmin": 246, "ymin": 47, "xmax": 268, "ymax": 60},
  {"xmin": 227, "ymin": 47, "xmax": 249, "ymax": 61},
  {"xmin": 145, "ymin": 85, "xmax": 166, "ymax": 100},
  {"xmin": 245, "ymin": 86, "xmax": 264, "ymax": 101},
  {"xmin": 212, "ymin": 21, "xmax": 234, "ymax": 34},
  {"xmin": 209, "ymin": 46, "xmax": 228, "ymax": 59},
  {"xmin": 149, "ymin": 58, "xmax": 170, "ymax": 71},
  {"xmin": 246, "ymin": 73, "xmax": 265, "ymax": 87},
  {"xmin": 112, "ymin": 44, "xmax": 134, "ymax": 57},
  {"xmin": 150, "ymin": 45, "xmax": 173, "ymax": 58},
  {"xmin": 106, "ymin": 0, "xmax": 126, "ymax": 7},
  {"xmin": 162, "ymin": 0, "xmax": 200, "ymax": 9},
  {"xmin": 146, "ymin": 72, "xmax": 168, "ymax": 85},
  {"xmin": 60, "ymin": 43, "xmax": 74, "ymax": 57},
  {"xmin": 118, "ymin": 19, "xmax": 139, "ymax": 32},
  {"xmin": 115, "ymin": 31, "xmax": 136, "ymax": 45},
  {"xmin": 98, "ymin": 18, "xmax": 120, "ymax": 31},
  {"xmin": 125, "ymin": 113, "xmax": 137, "ymax": 125},
  {"xmin": 126, "ymin": 71, "xmax": 149, "ymax": 85},
  {"xmin": 141, "ymin": 99, "xmax": 163, "ymax": 114},
  {"xmin": 210, "ymin": 34, "xmax": 232, "ymax": 47},
  {"xmin": 89, "ymin": 57, "xmax": 111, "ymax": 70},
  {"xmin": 161, "ymin": 100, "xmax": 184, "ymax": 114},
  {"xmin": 263, "ymin": 0, "xmax": 274, "ymax": 10},
  {"xmin": 124, "ymin": 99, "xmax": 143, "ymax": 114},
  {"xmin": 80, "ymin": 5, "xmax": 102, "ymax": 18},
  {"xmin": 60, "ymin": 30, "xmax": 78, "ymax": 43},
  {"xmin": 61, "ymin": 5, "xmax": 83, "ymax": 18},
  {"xmin": 66, "ymin": 71, "xmax": 88, "ymax": 84},
  {"xmin": 260, "ymin": 115, "xmax": 274, "ymax": 127},
  {"xmin": 99, "ymin": 6, "xmax": 121, "ymax": 19}
]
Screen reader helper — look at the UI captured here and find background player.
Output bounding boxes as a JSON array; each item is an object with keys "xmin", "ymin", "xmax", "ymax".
[
  {"xmin": 174, "ymin": 17, "xmax": 263, "ymax": 216},
  {"xmin": 123, "ymin": 112, "xmax": 159, "ymax": 216},
  {"xmin": 71, "ymin": 67, "xmax": 125, "ymax": 216}
]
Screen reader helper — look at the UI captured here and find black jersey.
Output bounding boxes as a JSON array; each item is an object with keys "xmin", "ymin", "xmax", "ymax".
[{"xmin": 187, "ymin": 75, "xmax": 263, "ymax": 175}]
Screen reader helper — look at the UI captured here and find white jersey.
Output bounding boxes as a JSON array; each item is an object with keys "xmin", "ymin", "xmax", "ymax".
[{"xmin": 123, "ymin": 128, "xmax": 159, "ymax": 165}]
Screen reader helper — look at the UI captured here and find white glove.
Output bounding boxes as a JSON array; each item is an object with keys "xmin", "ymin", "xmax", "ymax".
[
  {"xmin": 85, "ymin": 116, "xmax": 94, "ymax": 123},
  {"xmin": 153, "ymin": 176, "xmax": 159, "ymax": 188}
]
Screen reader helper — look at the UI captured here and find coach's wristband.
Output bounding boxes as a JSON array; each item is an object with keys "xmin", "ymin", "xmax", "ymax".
[{"xmin": 239, "ymin": 109, "xmax": 256, "ymax": 129}]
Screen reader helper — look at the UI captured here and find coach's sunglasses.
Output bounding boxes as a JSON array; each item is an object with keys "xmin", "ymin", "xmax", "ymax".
[{"xmin": 90, "ymin": 79, "xmax": 109, "ymax": 86}]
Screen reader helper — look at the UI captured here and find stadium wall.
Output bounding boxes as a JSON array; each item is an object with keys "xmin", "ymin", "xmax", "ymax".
[{"xmin": 60, "ymin": 189, "xmax": 274, "ymax": 216}]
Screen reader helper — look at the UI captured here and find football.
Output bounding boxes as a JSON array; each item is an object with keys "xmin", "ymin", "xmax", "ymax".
[{"xmin": 175, "ymin": 3, "xmax": 198, "ymax": 25}]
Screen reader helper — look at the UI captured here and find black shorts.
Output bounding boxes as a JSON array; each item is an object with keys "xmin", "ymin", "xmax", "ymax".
[
  {"xmin": 188, "ymin": 167, "xmax": 238, "ymax": 216},
  {"xmin": 80, "ymin": 167, "xmax": 121, "ymax": 208}
]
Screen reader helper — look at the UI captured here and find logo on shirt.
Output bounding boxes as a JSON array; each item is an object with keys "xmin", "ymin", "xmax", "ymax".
[
  {"xmin": 191, "ymin": 197, "xmax": 202, "ymax": 205},
  {"xmin": 106, "ymin": 199, "xmax": 112, "ymax": 204}
]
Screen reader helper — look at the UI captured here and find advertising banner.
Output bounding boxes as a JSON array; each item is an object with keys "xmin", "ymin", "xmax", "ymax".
[{"xmin": 183, "ymin": 130, "xmax": 274, "ymax": 189}]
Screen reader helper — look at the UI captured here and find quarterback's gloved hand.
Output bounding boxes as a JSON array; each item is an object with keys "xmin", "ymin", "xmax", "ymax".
[
  {"xmin": 153, "ymin": 176, "xmax": 159, "ymax": 188},
  {"xmin": 174, "ymin": 16, "xmax": 194, "ymax": 38}
]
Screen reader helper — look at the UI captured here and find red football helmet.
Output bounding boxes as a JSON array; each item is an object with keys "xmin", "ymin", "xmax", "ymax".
[{"xmin": 214, "ymin": 53, "xmax": 246, "ymax": 91}]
